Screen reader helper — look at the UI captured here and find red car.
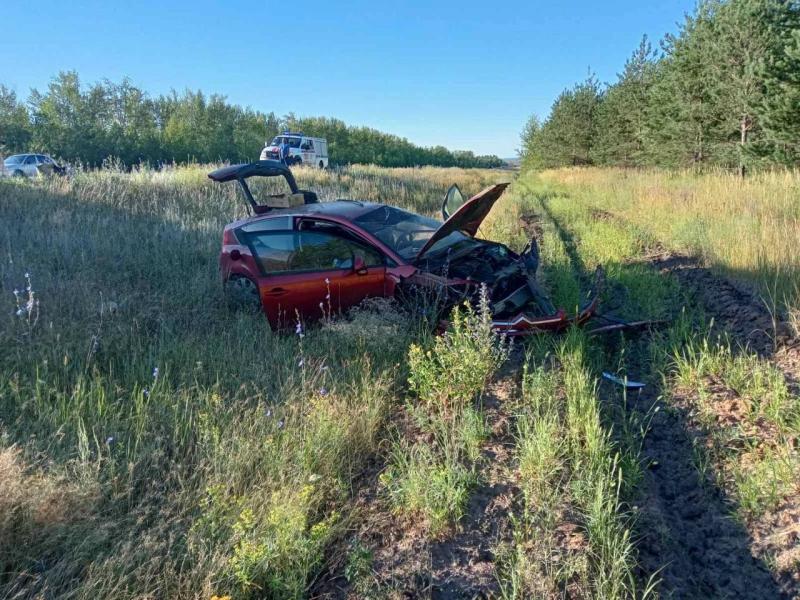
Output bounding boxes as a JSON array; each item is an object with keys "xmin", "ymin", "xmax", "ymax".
[{"xmin": 209, "ymin": 161, "xmax": 601, "ymax": 336}]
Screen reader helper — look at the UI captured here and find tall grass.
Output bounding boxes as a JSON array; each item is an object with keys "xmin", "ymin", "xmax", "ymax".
[
  {"xmin": 537, "ymin": 167, "xmax": 800, "ymax": 313},
  {"xmin": 0, "ymin": 164, "xmax": 503, "ymax": 599},
  {"xmin": 493, "ymin": 181, "xmax": 647, "ymax": 599},
  {"xmin": 515, "ymin": 168, "xmax": 799, "ymax": 591}
]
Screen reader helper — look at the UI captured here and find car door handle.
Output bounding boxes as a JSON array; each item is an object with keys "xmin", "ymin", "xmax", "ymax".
[{"xmin": 264, "ymin": 287, "xmax": 288, "ymax": 297}]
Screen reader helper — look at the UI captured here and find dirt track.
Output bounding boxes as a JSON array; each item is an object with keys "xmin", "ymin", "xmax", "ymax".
[
  {"xmin": 541, "ymin": 203, "xmax": 799, "ymax": 598},
  {"xmin": 641, "ymin": 251, "xmax": 800, "ymax": 598}
]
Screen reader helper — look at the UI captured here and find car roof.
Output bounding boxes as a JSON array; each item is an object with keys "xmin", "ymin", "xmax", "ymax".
[{"xmin": 227, "ymin": 200, "xmax": 384, "ymax": 229}]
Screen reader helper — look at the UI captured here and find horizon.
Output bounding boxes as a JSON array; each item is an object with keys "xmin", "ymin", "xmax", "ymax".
[{"xmin": 0, "ymin": 0, "xmax": 694, "ymax": 157}]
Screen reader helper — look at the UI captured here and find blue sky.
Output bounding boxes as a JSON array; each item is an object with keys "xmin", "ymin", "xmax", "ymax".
[{"xmin": 0, "ymin": 0, "xmax": 695, "ymax": 157}]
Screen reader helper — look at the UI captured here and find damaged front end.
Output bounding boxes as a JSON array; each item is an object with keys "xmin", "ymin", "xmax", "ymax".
[
  {"xmin": 410, "ymin": 237, "xmax": 604, "ymax": 336},
  {"xmin": 405, "ymin": 182, "xmax": 604, "ymax": 336}
]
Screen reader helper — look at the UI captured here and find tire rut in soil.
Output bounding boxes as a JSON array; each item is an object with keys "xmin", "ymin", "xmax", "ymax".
[
  {"xmin": 310, "ymin": 355, "xmax": 523, "ymax": 599},
  {"xmin": 644, "ymin": 251, "xmax": 800, "ymax": 598},
  {"xmin": 603, "ymin": 342, "xmax": 783, "ymax": 599},
  {"xmin": 428, "ymin": 354, "xmax": 522, "ymax": 599},
  {"xmin": 529, "ymin": 203, "xmax": 790, "ymax": 598}
]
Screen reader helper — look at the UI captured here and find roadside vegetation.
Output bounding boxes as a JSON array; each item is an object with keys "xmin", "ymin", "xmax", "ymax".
[
  {"xmin": 536, "ymin": 167, "xmax": 800, "ymax": 320},
  {"xmin": 0, "ymin": 74, "xmax": 503, "ymax": 169},
  {"xmin": 0, "ymin": 164, "xmax": 499, "ymax": 599},
  {"xmin": 512, "ymin": 168, "xmax": 800, "ymax": 596}
]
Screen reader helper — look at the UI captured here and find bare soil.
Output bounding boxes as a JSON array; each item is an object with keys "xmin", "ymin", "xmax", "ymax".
[
  {"xmin": 428, "ymin": 360, "xmax": 520, "ymax": 599},
  {"xmin": 607, "ymin": 362, "xmax": 784, "ymax": 599},
  {"xmin": 312, "ymin": 354, "xmax": 523, "ymax": 600},
  {"xmin": 643, "ymin": 251, "xmax": 800, "ymax": 598}
]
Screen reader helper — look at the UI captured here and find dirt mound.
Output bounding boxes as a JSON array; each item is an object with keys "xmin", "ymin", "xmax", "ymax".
[
  {"xmin": 634, "ymin": 251, "xmax": 800, "ymax": 598},
  {"xmin": 649, "ymin": 252, "xmax": 794, "ymax": 354}
]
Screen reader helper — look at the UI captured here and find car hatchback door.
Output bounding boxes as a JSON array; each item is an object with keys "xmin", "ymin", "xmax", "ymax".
[{"xmin": 241, "ymin": 224, "xmax": 387, "ymax": 327}]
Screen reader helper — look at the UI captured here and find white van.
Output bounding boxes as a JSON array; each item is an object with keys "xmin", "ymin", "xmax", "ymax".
[{"xmin": 260, "ymin": 132, "xmax": 329, "ymax": 168}]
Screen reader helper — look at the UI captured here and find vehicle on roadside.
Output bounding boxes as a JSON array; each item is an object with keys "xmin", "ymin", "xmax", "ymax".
[
  {"xmin": 2, "ymin": 154, "xmax": 66, "ymax": 178},
  {"xmin": 260, "ymin": 132, "xmax": 329, "ymax": 168},
  {"xmin": 209, "ymin": 160, "xmax": 607, "ymax": 336}
]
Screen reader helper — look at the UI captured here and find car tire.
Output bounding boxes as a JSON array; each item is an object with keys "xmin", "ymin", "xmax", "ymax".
[
  {"xmin": 318, "ymin": 160, "xmax": 324, "ymax": 169},
  {"xmin": 12, "ymin": 170, "xmax": 24, "ymax": 178},
  {"xmin": 224, "ymin": 275, "xmax": 262, "ymax": 312},
  {"xmin": 294, "ymin": 157, "xmax": 302, "ymax": 166}
]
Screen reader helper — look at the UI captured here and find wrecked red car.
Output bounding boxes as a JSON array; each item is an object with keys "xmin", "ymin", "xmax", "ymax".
[{"xmin": 209, "ymin": 161, "xmax": 601, "ymax": 336}]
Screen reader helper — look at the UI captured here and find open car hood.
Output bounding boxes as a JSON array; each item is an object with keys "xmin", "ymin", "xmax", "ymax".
[{"xmin": 415, "ymin": 183, "xmax": 509, "ymax": 261}]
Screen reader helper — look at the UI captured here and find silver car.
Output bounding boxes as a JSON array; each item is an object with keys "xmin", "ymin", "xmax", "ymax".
[{"xmin": 2, "ymin": 154, "xmax": 64, "ymax": 178}]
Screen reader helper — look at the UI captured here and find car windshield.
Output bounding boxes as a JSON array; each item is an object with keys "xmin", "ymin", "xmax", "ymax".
[
  {"xmin": 270, "ymin": 136, "xmax": 302, "ymax": 148},
  {"xmin": 4, "ymin": 155, "xmax": 24, "ymax": 166},
  {"xmin": 353, "ymin": 205, "xmax": 473, "ymax": 261}
]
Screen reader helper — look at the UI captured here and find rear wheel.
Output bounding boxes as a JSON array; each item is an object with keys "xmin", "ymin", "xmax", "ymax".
[
  {"xmin": 318, "ymin": 160, "xmax": 324, "ymax": 169},
  {"xmin": 12, "ymin": 170, "xmax": 24, "ymax": 178},
  {"xmin": 294, "ymin": 157, "xmax": 302, "ymax": 166},
  {"xmin": 225, "ymin": 275, "xmax": 261, "ymax": 312}
]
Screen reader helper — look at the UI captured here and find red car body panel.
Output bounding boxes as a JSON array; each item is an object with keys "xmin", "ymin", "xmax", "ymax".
[
  {"xmin": 211, "ymin": 163, "xmax": 601, "ymax": 334},
  {"xmin": 220, "ymin": 209, "xmax": 418, "ymax": 329}
]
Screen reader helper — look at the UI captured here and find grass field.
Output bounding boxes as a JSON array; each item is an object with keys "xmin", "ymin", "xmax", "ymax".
[
  {"xmin": 0, "ymin": 165, "xmax": 502, "ymax": 599},
  {"xmin": 1, "ymin": 164, "xmax": 799, "ymax": 599},
  {"xmin": 535, "ymin": 167, "xmax": 800, "ymax": 320}
]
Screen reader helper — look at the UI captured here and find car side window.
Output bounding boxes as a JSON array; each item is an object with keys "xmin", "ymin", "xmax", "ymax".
[
  {"xmin": 349, "ymin": 237, "xmax": 383, "ymax": 267},
  {"xmin": 24, "ymin": 156, "xmax": 37, "ymax": 165},
  {"xmin": 292, "ymin": 231, "xmax": 355, "ymax": 270},
  {"xmin": 247, "ymin": 232, "xmax": 295, "ymax": 273},
  {"xmin": 244, "ymin": 229, "xmax": 384, "ymax": 275},
  {"xmin": 297, "ymin": 220, "xmax": 384, "ymax": 268}
]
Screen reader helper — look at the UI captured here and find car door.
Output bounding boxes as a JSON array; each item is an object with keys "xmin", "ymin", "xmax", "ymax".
[
  {"xmin": 301, "ymin": 139, "xmax": 315, "ymax": 164},
  {"xmin": 23, "ymin": 155, "xmax": 38, "ymax": 176},
  {"xmin": 36, "ymin": 155, "xmax": 53, "ymax": 175},
  {"xmin": 240, "ymin": 221, "xmax": 387, "ymax": 327}
]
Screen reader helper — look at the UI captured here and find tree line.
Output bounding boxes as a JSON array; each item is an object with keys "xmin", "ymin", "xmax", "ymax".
[
  {"xmin": 521, "ymin": 0, "xmax": 800, "ymax": 172},
  {"xmin": 0, "ymin": 72, "xmax": 503, "ymax": 169}
]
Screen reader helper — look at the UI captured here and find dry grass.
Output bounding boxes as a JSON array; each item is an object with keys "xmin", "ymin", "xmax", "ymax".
[{"xmin": 537, "ymin": 167, "xmax": 800, "ymax": 313}]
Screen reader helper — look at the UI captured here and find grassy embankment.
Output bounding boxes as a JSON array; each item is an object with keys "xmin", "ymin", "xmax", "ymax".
[{"xmin": 0, "ymin": 164, "xmax": 500, "ymax": 599}]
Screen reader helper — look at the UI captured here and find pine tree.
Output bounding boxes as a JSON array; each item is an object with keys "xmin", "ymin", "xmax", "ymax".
[
  {"xmin": 759, "ymin": 1, "xmax": 800, "ymax": 164},
  {"xmin": 593, "ymin": 37, "xmax": 658, "ymax": 166},
  {"xmin": 646, "ymin": 2, "xmax": 730, "ymax": 167}
]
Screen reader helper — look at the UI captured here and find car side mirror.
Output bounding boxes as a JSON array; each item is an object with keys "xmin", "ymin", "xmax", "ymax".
[
  {"xmin": 353, "ymin": 255, "xmax": 367, "ymax": 275},
  {"xmin": 442, "ymin": 184, "xmax": 466, "ymax": 220}
]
